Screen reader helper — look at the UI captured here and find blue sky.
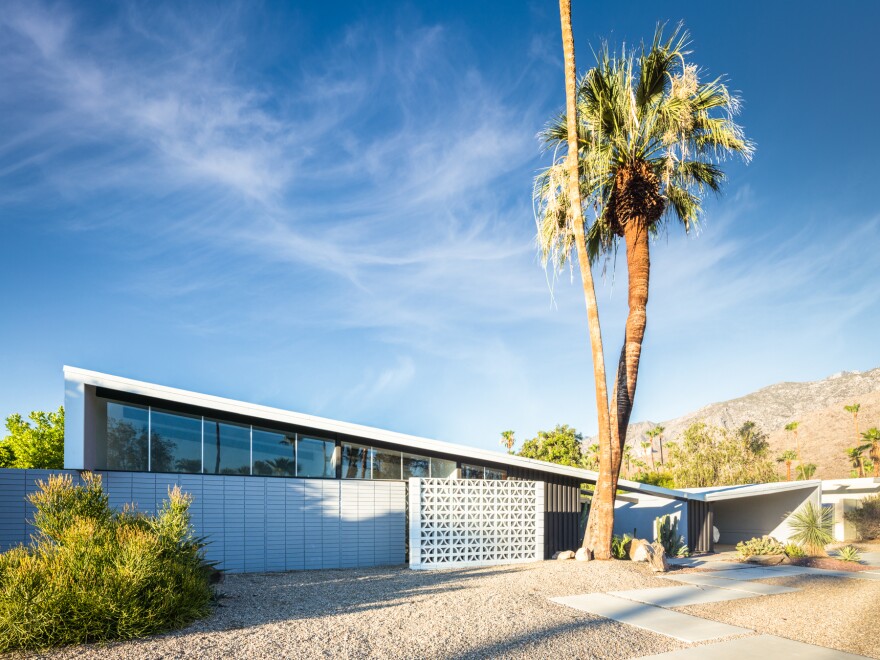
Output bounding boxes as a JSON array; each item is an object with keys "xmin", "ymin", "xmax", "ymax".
[{"xmin": 1, "ymin": 0, "xmax": 879, "ymax": 451}]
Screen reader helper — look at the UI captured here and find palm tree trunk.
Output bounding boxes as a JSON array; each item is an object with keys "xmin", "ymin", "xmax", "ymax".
[
  {"xmin": 557, "ymin": 0, "xmax": 614, "ymax": 560},
  {"xmin": 873, "ymin": 442, "xmax": 879, "ymax": 477},
  {"xmin": 786, "ymin": 461, "xmax": 791, "ymax": 481}
]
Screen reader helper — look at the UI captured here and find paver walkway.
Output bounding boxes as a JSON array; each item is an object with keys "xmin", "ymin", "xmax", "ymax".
[
  {"xmin": 639, "ymin": 634, "xmax": 870, "ymax": 659},
  {"xmin": 551, "ymin": 560, "xmax": 875, "ymax": 658}
]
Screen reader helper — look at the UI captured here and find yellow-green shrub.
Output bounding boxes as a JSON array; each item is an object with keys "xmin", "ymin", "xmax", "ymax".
[{"xmin": 0, "ymin": 473, "xmax": 214, "ymax": 651}]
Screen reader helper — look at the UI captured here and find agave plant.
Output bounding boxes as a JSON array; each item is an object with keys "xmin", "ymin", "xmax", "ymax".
[
  {"xmin": 836, "ymin": 544, "xmax": 862, "ymax": 563},
  {"xmin": 787, "ymin": 501, "xmax": 833, "ymax": 556}
]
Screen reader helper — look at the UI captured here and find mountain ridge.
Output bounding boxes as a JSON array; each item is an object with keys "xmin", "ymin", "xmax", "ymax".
[{"xmin": 601, "ymin": 367, "xmax": 880, "ymax": 479}]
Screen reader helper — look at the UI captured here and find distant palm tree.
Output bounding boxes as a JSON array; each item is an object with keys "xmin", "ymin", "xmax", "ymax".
[
  {"xmin": 499, "ymin": 430, "xmax": 516, "ymax": 454},
  {"xmin": 777, "ymin": 449, "xmax": 798, "ymax": 481},
  {"xmin": 863, "ymin": 427, "xmax": 880, "ymax": 478},
  {"xmin": 640, "ymin": 439, "xmax": 655, "ymax": 469},
  {"xmin": 844, "ymin": 403, "xmax": 861, "ymax": 441},
  {"xmin": 646, "ymin": 425, "xmax": 666, "ymax": 465},
  {"xmin": 796, "ymin": 462, "xmax": 817, "ymax": 480},
  {"xmin": 584, "ymin": 442, "xmax": 600, "ymax": 470},
  {"xmin": 785, "ymin": 421, "xmax": 801, "ymax": 461},
  {"xmin": 846, "ymin": 444, "xmax": 872, "ymax": 478}
]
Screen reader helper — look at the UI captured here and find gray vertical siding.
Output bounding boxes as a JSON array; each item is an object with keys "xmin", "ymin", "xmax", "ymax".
[{"xmin": 0, "ymin": 469, "xmax": 406, "ymax": 574}]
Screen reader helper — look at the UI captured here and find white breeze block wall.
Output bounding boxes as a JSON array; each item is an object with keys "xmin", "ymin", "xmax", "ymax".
[{"xmin": 409, "ymin": 478, "xmax": 543, "ymax": 570}]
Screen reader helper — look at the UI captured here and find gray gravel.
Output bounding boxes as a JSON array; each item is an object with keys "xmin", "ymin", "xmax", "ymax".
[
  {"xmin": 19, "ymin": 561, "xmax": 689, "ymax": 660},
  {"xmin": 679, "ymin": 573, "xmax": 880, "ymax": 659}
]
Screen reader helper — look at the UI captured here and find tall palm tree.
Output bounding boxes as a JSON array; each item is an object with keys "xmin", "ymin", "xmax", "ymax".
[
  {"xmin": 777, "ymin": 449, "xmax": 798, "ymax": 481},
  {"xmin": 499, "ymin": 430, "xmax": 516, "ymax": 454},
  {"xmin": 796, "ymin": 462, "xmax": 817, "ymax": 480},
  {"xmin": 552, "ymin": 0, "xmax": 615, "ymax": 559},
  {"xmin": 844, "ymin": 403, "xmax": 861, "ymax": 441},
  {"xmin": 785, "ymin": 421, "xmax": 801, "ymax": 461},
  {"xmin": 863, "ymin": 427, "xmax": 880, "ymax": 478},
  {"xmin": 535, "ymin": 23, "xmax": 752, "ymax": 552},
  {"xmin": 846, "ymin": 444, "xmax": 872, "ymax": 478}
]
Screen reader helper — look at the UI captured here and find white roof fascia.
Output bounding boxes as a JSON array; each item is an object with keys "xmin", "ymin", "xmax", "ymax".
[{"xmin": 699, "ymin": 480, "xmax": 822, "ymax": 502}]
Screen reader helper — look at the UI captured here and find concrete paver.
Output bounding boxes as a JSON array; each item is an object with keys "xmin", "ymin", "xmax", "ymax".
[
  {"xmin": 636, "ymin": 633, "xmax": 871, "ymax": 659},
  {"xmin": 549, "ymin": 593, "xmax": 752, "ymax": 643},
  {"xmin": 609, "ymin": 585, "xmax": 760, "ymax": 607}
]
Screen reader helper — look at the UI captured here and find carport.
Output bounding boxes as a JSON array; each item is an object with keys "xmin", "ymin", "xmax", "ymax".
[{"xmin": 694, "ymin": 481, "xmax": 822, "ymax": 547}]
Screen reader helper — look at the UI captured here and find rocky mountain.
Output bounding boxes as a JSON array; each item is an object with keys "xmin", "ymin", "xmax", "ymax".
[{"xmin": 615, "ymin": 367, "xmax": 880, "ymax": 479}]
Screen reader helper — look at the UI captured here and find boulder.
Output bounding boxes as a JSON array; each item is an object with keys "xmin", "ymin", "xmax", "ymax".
[
  {"xmin": 556, "ymin": 550, "xmax": 575, "ymax": 560},
  {"xmin": 575, "ymin": 547, "xmax": 591, "ymax": 562},
  {"xmin": 551, "ymin": 551, "xmax": 560, "ymax": 560},
  {"xmin": 629, "ymin": 539, "xmax": 651, "ymax": 562},
  {"xmin": 648, "ymin": 542, "xmax": 669, "ymax": 573}
]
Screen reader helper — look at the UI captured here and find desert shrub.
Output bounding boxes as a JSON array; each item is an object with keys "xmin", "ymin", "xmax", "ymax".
[
  {"xmin": 0, "ymin": 473, "xmax": 214, "ymax": 651},
  {"xmin": 783, "ymin": 542, "xmax": 806, "ymax": 558},
  {"xmin": 836, "ymin": 545, "xmax": 862, "ymax": 563},
  {"xmin": 845, "ymin": 495, "xmax": 880, "ymax": 540},
  {"xmin": 611, "ymin": 534, "xmax": 632, "ymax": 559},
  {"xmin": 655, "ymin": 515, "xmax": 688, "ymax": 557},
  {"xmin": 787, "ymin": 501, "xmax": 833, "ymax": 556},
  {"xmin": 735, "ymin": 535, "xmax": 785, "ymax": 559}
]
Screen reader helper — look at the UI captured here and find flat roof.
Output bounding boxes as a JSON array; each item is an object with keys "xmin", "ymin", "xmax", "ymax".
[{"xmin": 64, "ymin": 365, "xmax": 696, "ymax": 500}]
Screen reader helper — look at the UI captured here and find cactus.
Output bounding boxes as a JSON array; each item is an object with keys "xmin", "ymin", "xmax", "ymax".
[{"xmin": 655, "ymin": 514, "xmax": 689, "ymax": 557}]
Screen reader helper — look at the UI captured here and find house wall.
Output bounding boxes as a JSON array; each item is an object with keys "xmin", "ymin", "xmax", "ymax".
[
  {"xmin": 613, "ymin": 493, "xmax": 688, "ymax": 545},
  {"xmin": 711, "ymin": 485, "xmax": 820, "ymax": 545},
  {"xmin": 0, "ymin": 469, "xmax": 406, "ymax": 573},
  {"xmin": 821, "ymin": 478, "xmax": 880, "ymax": 541}
]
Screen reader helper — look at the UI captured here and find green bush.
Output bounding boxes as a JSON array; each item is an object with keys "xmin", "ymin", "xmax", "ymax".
[
  {"xmin": 655, "ymin": 515, "xmax": 688, "ymax": 557},
  {"xmin": 844, "ymin": 495, "xmax": 880, "ymax": 540},
  {"xmin": 611, "ymin": 534, "xmax": 632, "ymax": 559},
  {"xmin": 735, "ymin": 535, "xmax": 786, "ymax": 559},
  {"xmin": 0, "ymin": 473, "xmax": 214, "ymax": 651},
  {"xmin": 783, "ymin": 542, "xmax": 806, "ymax": 558}
]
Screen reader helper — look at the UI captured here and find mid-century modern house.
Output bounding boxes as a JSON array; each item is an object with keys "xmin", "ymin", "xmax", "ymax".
[{"xmin": 0, "ymin": 367, "xmax": 824, "ymax": 573}]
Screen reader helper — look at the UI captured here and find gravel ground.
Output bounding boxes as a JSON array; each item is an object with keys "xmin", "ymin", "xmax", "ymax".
[
  {"xmin": 11, "ymin": 559, "xmax": 879, "ymax": 659},
  {"xmin": 679, "ymin": 573, "xmax": 880, "ymax": 658},
  {"xmin": 16, "ymin": 561, "xmax": 689, "ymax": 660}
]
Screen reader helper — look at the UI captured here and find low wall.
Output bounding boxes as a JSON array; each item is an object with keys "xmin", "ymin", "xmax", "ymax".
[
  {"xmin": 409, "ymin": 477, "xmax": 543, "ymax": 569},
  {"xmin": 0, "ymin": 469, "xmax": 406, "ymax": 573}
]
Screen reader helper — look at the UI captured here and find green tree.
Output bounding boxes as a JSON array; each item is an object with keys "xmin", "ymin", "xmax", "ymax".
[
  {"xmin": 534, "ymin": 22, "xmax": 751, "ymax": 557},
  {"xmin": 640, "ymin": 439, "xmax": 654, "ymax": 469},
  {"xmin": 736, "ymin": 420, "xmax": 769, "ymax": 454},
  {"xmin": 1, "ymin": 407, "xmax": 64, "ymax": 469},
  {"xmin": 665, "ymin": 422, "xmax": 777, "ymax": 487},
  {"xmin": 499, "ymin": 430, "xmax": 516, "ymax": 454},
  {"xmin": 846, "ymin": 444, "xmax": 872, "ymax": 478},
  {"xmin": 862, "ymin": 427, "xmax": 880, "ymax": 478},
  {"xmin": 777, "ymin": 449, "xmax": 798, "ymax": 481},
  {"xmin": 518, "ymin": 424, "xmax": 585, "ymax": 468}
]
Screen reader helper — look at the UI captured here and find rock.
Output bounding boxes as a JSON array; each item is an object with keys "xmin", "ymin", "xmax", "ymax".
[
  {"xmin": 746, "ymin": 554, "xmax": 789, "ymax": 566},
  {"xmin": 648, "ymin": 542, "xmax": 669, "ymax": 573},
  {"xmin": 551, "ymin": 551, "xmax": 560, "ymax": 560},
  {"xmin": 629, "ymin": 539, "xmax": 651, "ymax": 562},
  {"xmin": 556, "ymin": 550, "xmax": 575, "ymax": 560},
  {"xmin": 575, "ymin": 547, "xmax": 591, "ymax": 562}
]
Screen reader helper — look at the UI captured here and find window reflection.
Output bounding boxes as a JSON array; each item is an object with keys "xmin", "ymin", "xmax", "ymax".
[
  {"xmin": 297, "ymin": 436, "xmax": 335, "ymax": 478},
  {"xmin": 150, "ymin": 410, "xmax": 202, "ymax": 473},
  {"xmin": 102, "ymin": 402, "xmax": 149, "ymax": 471},
  {"xmin": 485, "ymin": 467, "xmax": 507, "ymax": 480},
  {"xmin": 431, "ymin": 457, "xmax": 457, "ymax": 478},
  {"xmin": 371, "ymin": 447, "xmax": 401, "ymax": 480},
  {"xmin": 342, "ymin": 443, "xmax": 370, "ymax": 479},
  {"xmin": 461, "ymin": 464, "xmax": 484, "ymax": 479},
  {"xmin": 402, "ymin": 453, "xmax": 430, "ymax": 479},
  {"xmin": 204, "ymin": 420, "xmax": 251, "ymax": 475},
  {"xmin": 252, "ymin": 427, "xmax": 296, "ymax": 477}
]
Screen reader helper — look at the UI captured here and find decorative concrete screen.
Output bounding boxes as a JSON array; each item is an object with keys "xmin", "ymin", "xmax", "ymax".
[{"xmin": 409, "ymin": 477, "xmax": 543, "ymax": 569}]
